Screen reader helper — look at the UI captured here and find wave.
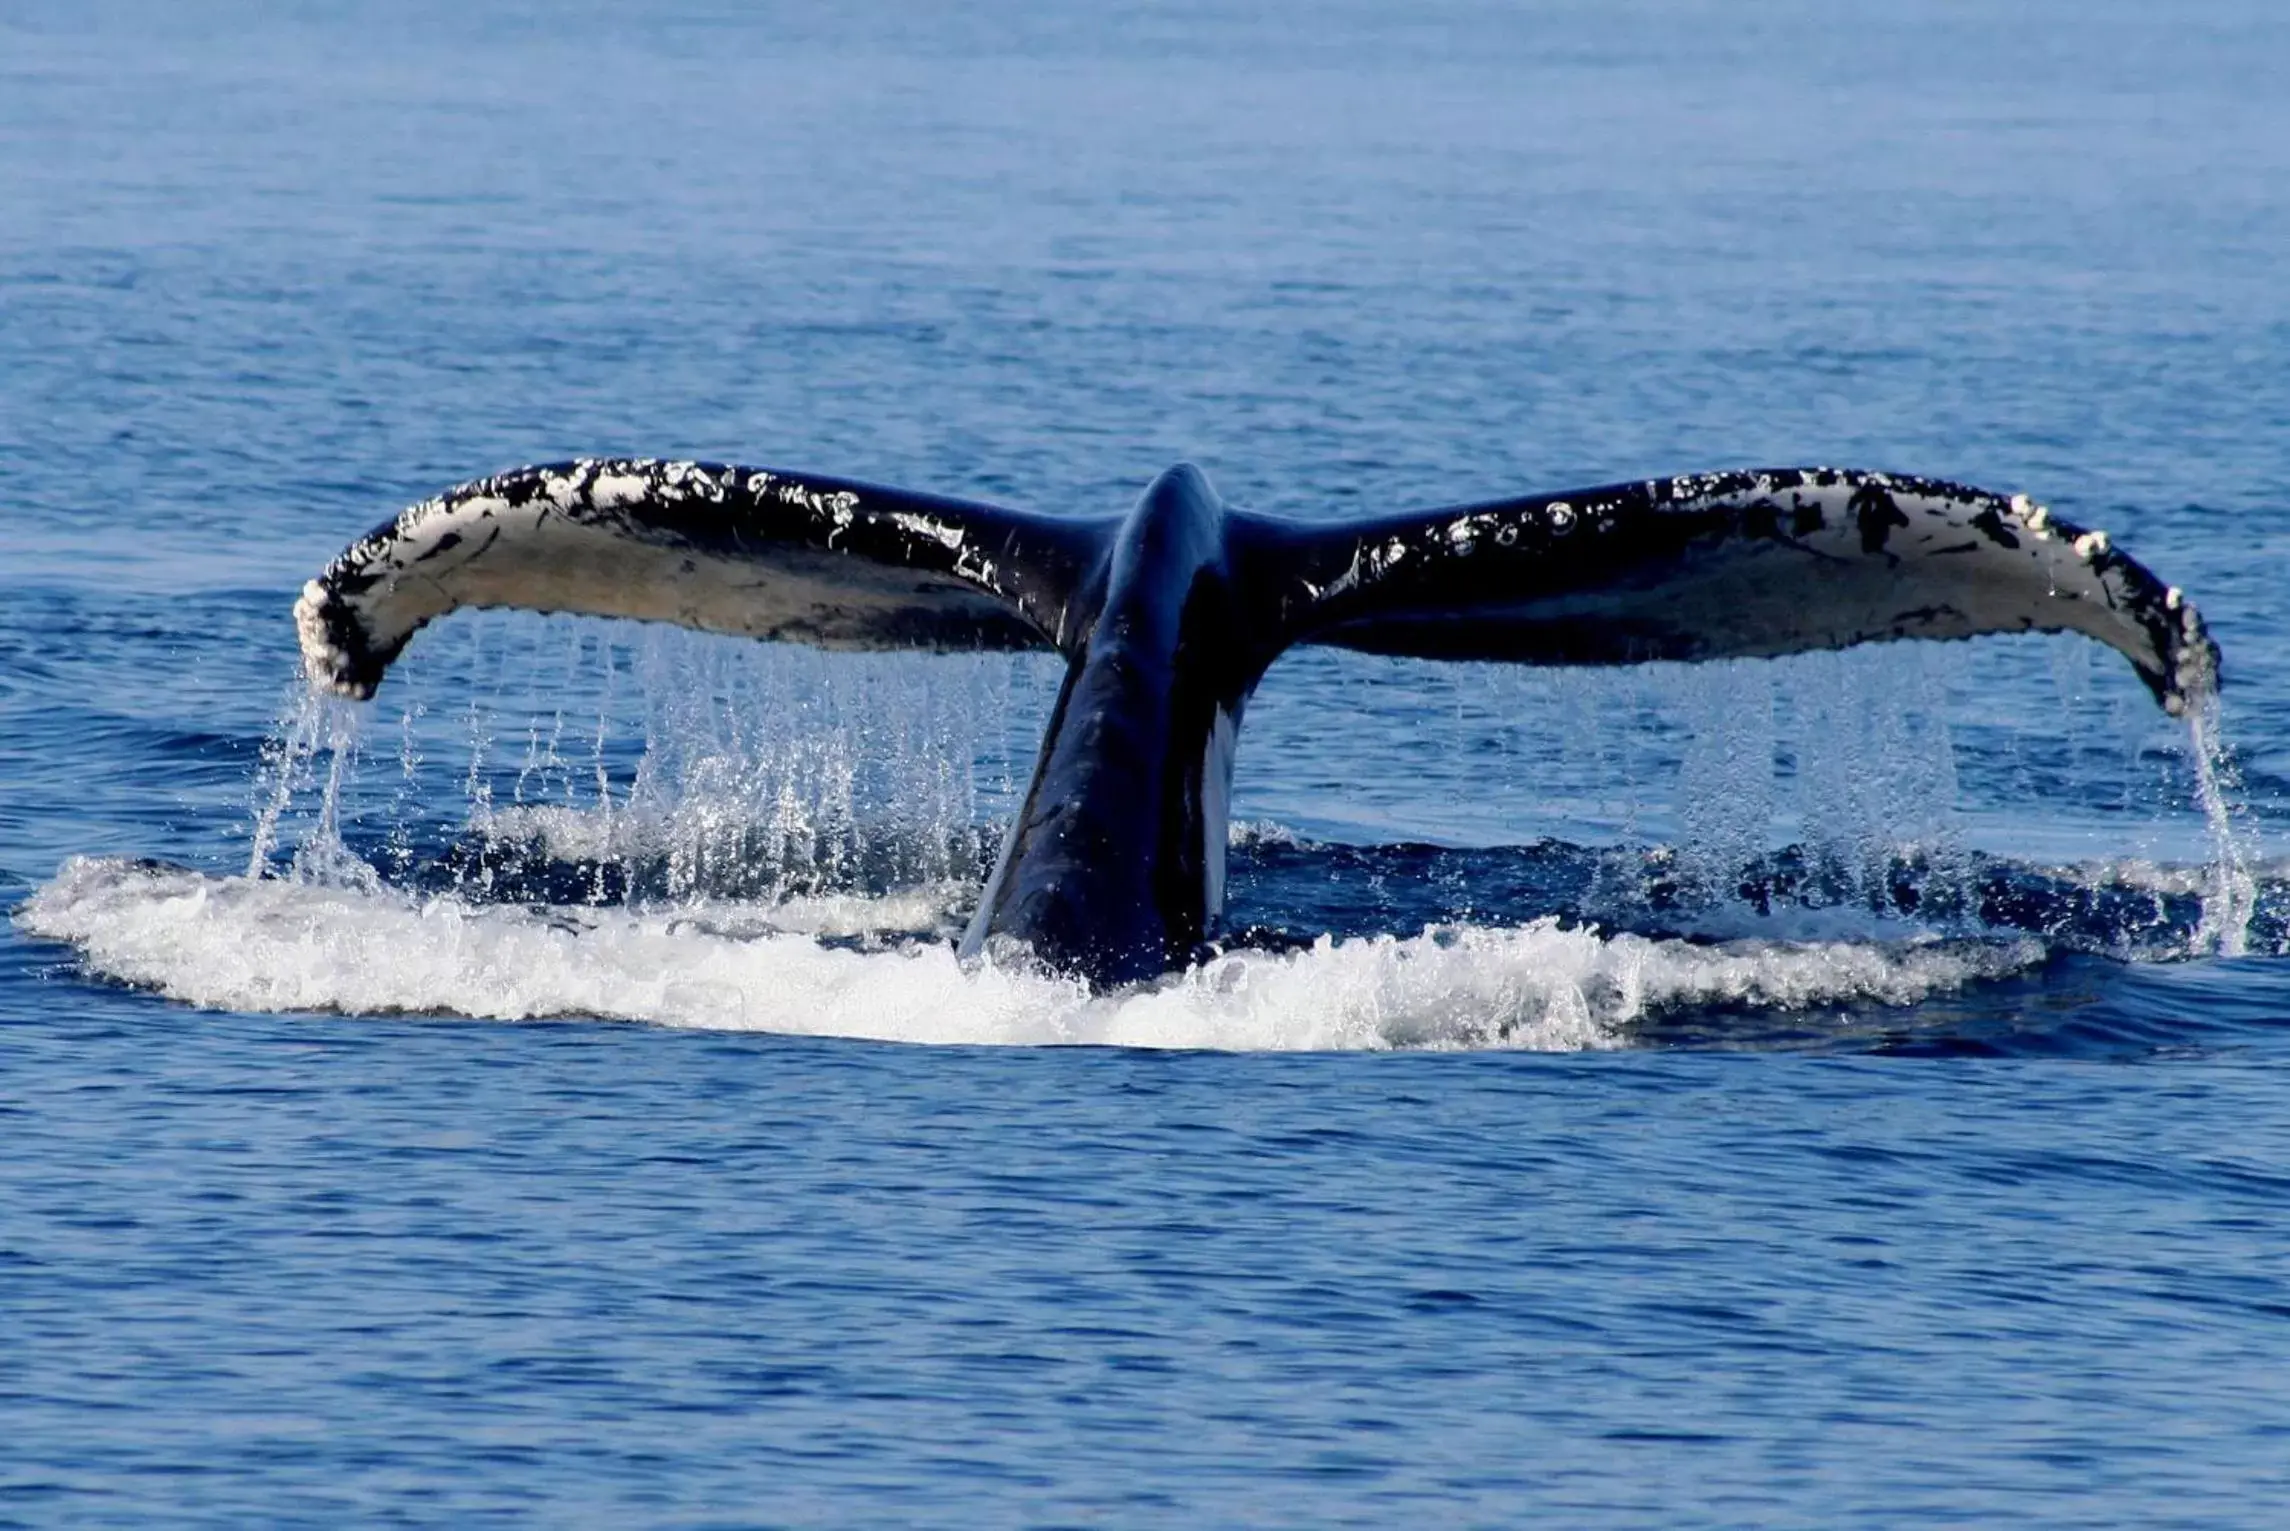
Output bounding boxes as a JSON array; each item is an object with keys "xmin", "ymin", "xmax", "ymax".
[{"xmin": 16, "ymin": 855, "xmax": 2052, "ymax": 1051}]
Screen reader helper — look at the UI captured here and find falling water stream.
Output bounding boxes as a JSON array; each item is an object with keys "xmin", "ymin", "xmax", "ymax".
[{"xmin": 179, "ymin": 613, "xmax": 2268, "ymax": 1048}]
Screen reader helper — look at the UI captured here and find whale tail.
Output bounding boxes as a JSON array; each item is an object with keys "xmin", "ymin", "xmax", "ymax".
[
  {"xmin": 298, "ymin": 457, "xmax": 2219, "ymax": 985},
  {"xmin": 295, "ymin": 458, "xmax": 1116, "ymax": 697},
  {"xmin": 1242, "ymin": 467, "xmax": 2216, "ymax": 715}
]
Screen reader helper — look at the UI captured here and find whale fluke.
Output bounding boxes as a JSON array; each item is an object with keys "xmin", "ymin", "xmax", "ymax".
[
  {"xmin": 298, "ymin": 458, "xmax": 2219, "ymax": 986},
  {"xmin": 1246, "ymin": 468, "xmax": 2216, "ymax": 715},
  {"xmin": 296, "ymin": 458, "xmax": 1112, "ymax": 699}
]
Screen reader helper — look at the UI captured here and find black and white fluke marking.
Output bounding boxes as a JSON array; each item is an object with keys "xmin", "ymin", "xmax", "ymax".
[{"xmin": 299, "ymin": 458, "xmax": 2219, "ymax": 988}]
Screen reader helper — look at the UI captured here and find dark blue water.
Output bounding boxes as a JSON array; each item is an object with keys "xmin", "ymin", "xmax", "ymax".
[{"xmin": 7, "ymin": 1, "xmax": 2290, "ymax": 1522}]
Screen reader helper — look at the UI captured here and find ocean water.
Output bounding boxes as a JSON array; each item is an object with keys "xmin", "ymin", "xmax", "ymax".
[{"xmin": 6, "ymin": 1, "xmax": 2290, "ymax": 1523}]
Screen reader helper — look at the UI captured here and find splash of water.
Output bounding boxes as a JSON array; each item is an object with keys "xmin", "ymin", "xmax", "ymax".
[
  {"xmin": 244, "ymin": 683, "xmax": 324, "ymax": 876},
  {"xmin": 245, "ymin": 683, "xmax": 370, "ymax": 883},
  {"xmin": 2187, "ymin": 695, "xmax": 2257, "ymax": 957},
  {"xmin": 57, "ymin": 612, "xmax": 2256, "ymax": 1052},
  {"xmin": 18, "ymin": 856, "xmax": 2049, "ymax": 1050},
  {"xmin": 1675, "ymin": 662, "xmax": 1776, "ymax": 904},
  {"xmin": 243, "ymin": 616, "xmax": 1056, "ymax": 908},
  {"xmin": 1620, "ymin": 647, "xmax": 1977, "ymax": 929}
]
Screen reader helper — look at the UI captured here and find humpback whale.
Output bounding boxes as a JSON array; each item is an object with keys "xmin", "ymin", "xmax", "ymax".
[{"xmin": 298, "ymin": 458, "xmax": 2219, "ymax": 988}]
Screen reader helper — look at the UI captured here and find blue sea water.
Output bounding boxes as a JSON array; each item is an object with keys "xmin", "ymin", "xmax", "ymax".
[{"xmin": 7, "ymin": 0, "xmax": 2290, "ymax": 1523}]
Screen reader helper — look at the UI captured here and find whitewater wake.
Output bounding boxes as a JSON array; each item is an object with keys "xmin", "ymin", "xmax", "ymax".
[
  {"xmin": 20, "ymin": 855, "xmax": 2054, "ymax": 1050},
  {"xmin": 13, "ymin": 622, "xmax": 2265, "ymax": 1050}
]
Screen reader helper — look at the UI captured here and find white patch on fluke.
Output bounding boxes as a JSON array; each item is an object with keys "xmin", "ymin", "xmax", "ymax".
[
  {"xmin": 886, "ymin": 511, "xmax": 965, "ymax": 551},
  {"xmin": 589, "ymin": 472, "xmax": 653, "ymax": 508}
]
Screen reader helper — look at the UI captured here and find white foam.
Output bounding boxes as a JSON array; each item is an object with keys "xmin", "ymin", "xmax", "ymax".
[
  {"xmin": 18, "ymin": 857, "xmax": 2043, "ymax": 1051},
  {"xmin": 1227, "ymin": 817, "xmax": 1317, "ymax": 849}
]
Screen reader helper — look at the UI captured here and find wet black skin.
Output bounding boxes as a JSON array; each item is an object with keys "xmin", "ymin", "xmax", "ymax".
[{"xmin": 960, "ymin": 466, "xmax": 1266, "ymax": 988}]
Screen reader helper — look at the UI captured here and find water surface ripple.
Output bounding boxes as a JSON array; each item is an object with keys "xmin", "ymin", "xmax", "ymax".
[{"xmin": 6, "ymin": 0, "xmax": 2290, "ymax": 1523}]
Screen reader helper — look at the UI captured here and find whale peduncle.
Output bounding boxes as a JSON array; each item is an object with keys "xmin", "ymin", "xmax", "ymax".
[{"xmin": 960, "ymin": 464, "xmax": 1261, "ymax": 986}]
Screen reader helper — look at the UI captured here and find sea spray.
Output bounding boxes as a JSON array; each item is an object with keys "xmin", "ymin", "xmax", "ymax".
[
  {"xmin": 289, "ymin": 697, "xmax": 378, "ymax": 890},
  {"xmin": 245, "ymin": 616, "xmax": 1052, "ymax": 909},
  {"xmin": 245, "ymin": 684, "xmax": 371, "ymax": 882},
  {"xmin": 1675, "ymin": 662, "xmax": 1776, "ymax": 905},
  {"xmin": 2188, "ymin": 695, "xmax": 2257, "ymax": 956},
  {"xmin": 220, "ymin": 611, "xmax": 2264, "ymax": 992},
  {"xmin": 244, "ymin": 683, "xmax": 327, "ymax": 876},
  {"xmin": 1605, "ymin": 648, "xmax": 1976, "ymax": 926}
]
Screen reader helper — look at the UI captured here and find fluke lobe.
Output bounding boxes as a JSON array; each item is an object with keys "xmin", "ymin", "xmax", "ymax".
[{"xmin": 298, "ymin": 458, "xmax": 2219, "ymax": 988}]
